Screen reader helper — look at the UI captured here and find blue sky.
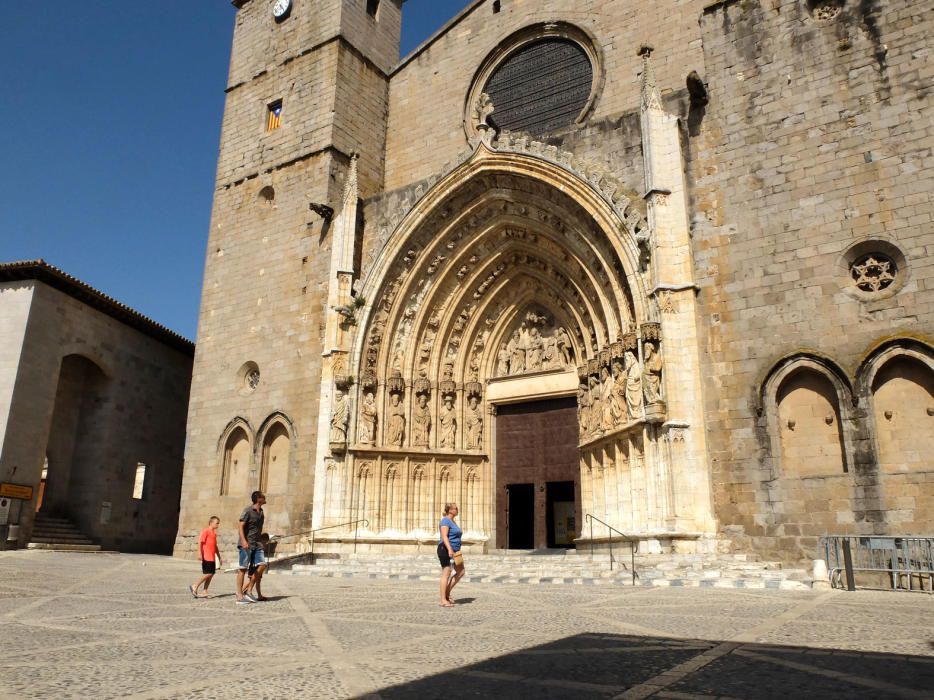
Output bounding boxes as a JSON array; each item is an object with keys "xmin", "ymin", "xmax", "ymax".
[{"xmin": 0, "ymin": 0, "xmax": 472, "ymax": 340}]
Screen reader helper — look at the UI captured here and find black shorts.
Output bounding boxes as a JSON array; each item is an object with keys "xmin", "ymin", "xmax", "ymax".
[
  {"xmin": 201, "ymin": 560, "xmax": 216, "ymax": 575},
  {"xmin": 437, "ymin": 543, "xmax": 453, "ymax": 568}
]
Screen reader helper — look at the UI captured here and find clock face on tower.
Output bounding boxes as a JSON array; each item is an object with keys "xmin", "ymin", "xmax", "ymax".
[{"xmin": 272, "ymin": 0, "xmax": 292, "ymax": 20}]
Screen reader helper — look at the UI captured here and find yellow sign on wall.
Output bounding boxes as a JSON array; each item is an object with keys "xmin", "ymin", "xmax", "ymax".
[{"xmin": 0, "ymin": 483, "xmax": 34, "ymax": 500}]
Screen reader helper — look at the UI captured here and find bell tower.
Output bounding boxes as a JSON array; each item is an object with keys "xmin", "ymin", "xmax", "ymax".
[{"xmin": 174, "ymin": 0, "xmax": 402, "ymax": 553}]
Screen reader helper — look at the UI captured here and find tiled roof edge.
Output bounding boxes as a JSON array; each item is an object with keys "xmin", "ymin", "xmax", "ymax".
[{"xmin": 0, "ymin": 260, "xmax": 195, "ymax": 357}]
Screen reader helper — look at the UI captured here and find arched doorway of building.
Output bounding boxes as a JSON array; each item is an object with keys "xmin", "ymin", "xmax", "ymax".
[
  {"xmin": 41, "ymin": 354, "xmax": 108, "ymax": 521},
  {"xmin": 334, "ymin": 145, "xmax": 716, "ymax": 553}
]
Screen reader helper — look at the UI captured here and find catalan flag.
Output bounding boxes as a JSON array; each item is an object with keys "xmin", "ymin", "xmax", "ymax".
[{"xmin": 267, "ymin": 102, "xmax": 282, "ymax": 131}]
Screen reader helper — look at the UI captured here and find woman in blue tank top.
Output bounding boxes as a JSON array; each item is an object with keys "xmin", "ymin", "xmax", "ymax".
[{"xmin": 437, "ymin": 502, "xmax": 464, "ymax": 607}]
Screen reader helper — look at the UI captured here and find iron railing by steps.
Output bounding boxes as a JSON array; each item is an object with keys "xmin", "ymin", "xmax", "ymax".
[
  {"xmin": 271, "ymin": 519, "xmax": 369, "ymax": 559},
  {"xmin": 820, "ymin": 535, "xmax": 934, "ymax": 592},
  {"xmin": 585, "ymin": 514, "xmax": 637, "ymax": 585}
]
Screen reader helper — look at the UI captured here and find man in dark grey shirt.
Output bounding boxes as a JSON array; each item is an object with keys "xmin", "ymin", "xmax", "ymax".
[{"xmin": 236, "ymin": 491, "xmax": 266, "ymax": 604}]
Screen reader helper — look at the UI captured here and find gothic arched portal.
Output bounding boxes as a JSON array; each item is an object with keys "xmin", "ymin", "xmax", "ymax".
[{"xmin": 317, "ymin": 145, "xmax": 715, "ymax": 549}]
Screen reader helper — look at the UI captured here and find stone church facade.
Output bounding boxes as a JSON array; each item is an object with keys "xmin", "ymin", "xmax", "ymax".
[{"xmin": 175, "ymin": 0, "xmax": 934, "ymax": 561}]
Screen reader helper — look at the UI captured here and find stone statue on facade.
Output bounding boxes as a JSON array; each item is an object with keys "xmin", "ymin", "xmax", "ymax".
[
  {"xmin": 497, "ymin": 320, "xmax": 575, "ymax": 378},
  {"xmin": 610, "ymin": 359, "xmax": 627, "ymax": 423},
  {"xmin": 642, "ymin": 341, "xmax": 663, "ymax": 403},
  {"xmin": 555, "ymin": 326, "xmax": 573, "ymax": 366},
  {"xmin": 387, "ymin": 391, "xmax": 405, "ymax": 446},
  {"xmin": 625, "ymin": 351, "xmax": 644, "ymax": 420},
  {"xmin": 330, "ymin": 389, "xmax": 349, "ymax": 443},
  {"xmin": 589, "ymin": 374, "xmax": 603, "ymax": 436},
  {"xmin": 496, "ymin": 345, "xmax": 511, "ymax": 376},
  {"xmin": 412, "ymin": 392, "xmax": 431, "ymax": 447},
  {"xmin": 527, "ymin": 326, "xmax": 544, "ymax": 370},
  {"xmin": 600, "ymin": 365, "xmax": 615, "ymax": 430},
  {"xmin": 465, "ymin": 395, "xmax": 483, "ymax": 449},
  {"xmin": 359, "ymin": 390, "xmax": 377, "ymax": 444},
  {"xmin": 541, "ymin": 335, "xmax": 557, "ymax": 369},
  {"xmin": 508, "ymin": 329, "xmax": 526, "ymax": 374},
  {"xmin": 577, "ymin": 382, "xmax": 591, "ymax": 439},
  {"xmin": 439, "ymin": 395, "xmax": 457, "ymax": 448}
]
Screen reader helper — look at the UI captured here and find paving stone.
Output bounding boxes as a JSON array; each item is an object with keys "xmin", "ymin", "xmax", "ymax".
[{"xmin": 1, "ymin": 551, "xmax": 931, "ymax": 699}]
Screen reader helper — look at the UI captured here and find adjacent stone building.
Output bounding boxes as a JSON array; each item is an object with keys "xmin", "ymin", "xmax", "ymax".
[
  {"xmin": 176, "ymin": 0, "xmax": 933, "ymax": 561},
  {"xmin": 0, "ymin": 261, "xmax": 193, "ymax": 553}
]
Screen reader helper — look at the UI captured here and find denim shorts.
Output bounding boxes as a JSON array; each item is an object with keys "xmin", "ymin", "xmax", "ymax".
[{"xmin": 238, "ymin": 546, "xmax": 267, "ymax": 570}]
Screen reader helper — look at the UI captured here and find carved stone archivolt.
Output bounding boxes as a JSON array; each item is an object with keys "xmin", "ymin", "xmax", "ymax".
[{"xmin": 351, "ymin": 161, "xmax": 650, "ymax": 461}]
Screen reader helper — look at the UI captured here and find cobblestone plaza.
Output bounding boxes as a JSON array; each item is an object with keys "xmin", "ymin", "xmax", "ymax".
[{"xmin": 2, "ymin": 551, "xmax": 931, "ymax": 699}]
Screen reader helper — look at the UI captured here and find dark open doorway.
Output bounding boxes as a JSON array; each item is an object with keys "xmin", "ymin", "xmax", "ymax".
[
  {"xmin": 546, "ymin": 480, "xmax": 576, "ymax": 548},
  {"xmin": 506, "ymin": 483, "xmax": 534, "ymax": 549}
]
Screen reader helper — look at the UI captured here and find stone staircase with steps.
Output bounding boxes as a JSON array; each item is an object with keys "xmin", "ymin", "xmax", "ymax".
[
  {"xmin": 27, "ymin": 513, "xmax": 100, "ymax": 552},
  {"xmin": 273, "ymin": 549, "xmax": 813, "ymax": 590}
]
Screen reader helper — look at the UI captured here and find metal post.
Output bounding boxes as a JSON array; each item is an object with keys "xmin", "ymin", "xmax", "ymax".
[
  {"xmin": 589, "ymin": 516, "xmax": 593, "ymax": 558},
  {"xmin": 504, "ymin": 486, "xmax": 510, "ymax": 551},
  {"xmin": 842, "ymin": 538, "xmax": 856, "ymax": 591},
  {"xmin": 609, "ymin": 526, "xmax": 614, "ymax": 571},
  {"xmin": 631, "ymin": 541, "xmax": 636, "ymax": 586}
]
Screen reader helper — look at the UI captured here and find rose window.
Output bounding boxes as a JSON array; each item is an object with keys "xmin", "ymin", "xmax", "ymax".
[
  {"xmin": 850, "ymin": 254, "xmax": 897, "ymax": 293},
  {"xmin": 247, "ymin": 369, "xmax": 261, "ymax": 390}
]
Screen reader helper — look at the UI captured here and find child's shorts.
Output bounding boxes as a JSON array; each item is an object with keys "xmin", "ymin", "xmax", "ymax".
[{"xmin": 201, "ymin": 560, "xmax": 216, "ymax": 575}]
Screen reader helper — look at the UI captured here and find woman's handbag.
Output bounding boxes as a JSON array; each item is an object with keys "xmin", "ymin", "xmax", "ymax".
[{"xmin": 452, "ymin": 551, "xmax": 464, "ymax": 567}]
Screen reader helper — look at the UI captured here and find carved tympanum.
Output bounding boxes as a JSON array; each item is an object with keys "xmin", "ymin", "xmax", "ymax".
[{"xmin": 496, "ymin": 311, "xmax": 576, "ymax": 377}]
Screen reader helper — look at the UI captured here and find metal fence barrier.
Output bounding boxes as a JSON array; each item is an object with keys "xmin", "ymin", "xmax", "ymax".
[{"xmin": 820, "ymin": 535, "xmax": 934, "ymax": 592}]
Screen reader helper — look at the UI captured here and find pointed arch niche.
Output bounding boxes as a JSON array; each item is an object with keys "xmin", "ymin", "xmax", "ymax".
[
  {"xmin": 259, "ymin": 420, "xmax": 292, "ymax": 495},
  {"xmin": 219, "ymin": 419, "xmax": 253, "ymax": 497},
  {"xmin": 860, "ymin": 341, "xmax": 934, "ymax": 533},
  {"xmin": 761, "ymin": 356, "xmax": 857, "ymax": 540}
]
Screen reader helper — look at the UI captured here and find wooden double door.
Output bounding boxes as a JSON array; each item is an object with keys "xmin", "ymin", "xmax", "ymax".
[{"xmin": 495, "ymin": 397, "xmax": 580, "ymax": 549}]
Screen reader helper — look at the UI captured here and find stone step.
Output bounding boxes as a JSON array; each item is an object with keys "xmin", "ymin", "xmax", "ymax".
[
  {"xmin": 30, "ymin": 535, "xmax": 97, "ymax": 544},
  {"xmin": 278, "ymin": 568, "xmax": 811, "ymax": 590},
  {"xmin": 26, "ymin": 542, "xmax": 102, "ymax": 552},
  {"xmin": 282, "ymin": 550, "xmax": 813, "ymax": 589},
  {"xmin": 31, "ymin": 528, "xmax": 92, "ymax": 538},
  {"xmin": 33, "ymin": 515, "xmax": 74, "ymax": 524},
  {"xmin": 28, "ymin": 514, "xmax": 98, "ymax": 550}
]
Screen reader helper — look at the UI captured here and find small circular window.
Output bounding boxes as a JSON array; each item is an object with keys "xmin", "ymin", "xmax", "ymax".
[
  {"xmin": 257, "ymin": 186, "xmax": 275, "ymax": 208},
  {"xmin": 238, "ymin": 361, "xmax": 261, "ymax": 394},
  {"xmin": 838, "ymin": 239, "xmax": 907, "ymax": 300},
  {"xmin": 807, "ymin": 1, "xmax": 845, "ymax": 21}
]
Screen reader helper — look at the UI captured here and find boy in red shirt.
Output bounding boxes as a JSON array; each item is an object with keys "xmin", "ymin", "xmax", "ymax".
[{"xmin": 190, "ymin": 516, "xmax": 221, "ymax": 598}]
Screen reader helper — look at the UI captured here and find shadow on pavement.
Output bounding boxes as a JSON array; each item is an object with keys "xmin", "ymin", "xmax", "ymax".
[{"xmin": 368, "ymin": 632, "xmax": 934, "ymax": 699}]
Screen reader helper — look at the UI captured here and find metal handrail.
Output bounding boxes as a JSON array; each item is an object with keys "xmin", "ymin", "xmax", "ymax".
[
  {"xmin": 272, "ymin": 519, "xmax": 369, "ymax": 558},
  {"xmin": 585, "ymin": 513, "xmax": 637, "ymax": 585}
]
